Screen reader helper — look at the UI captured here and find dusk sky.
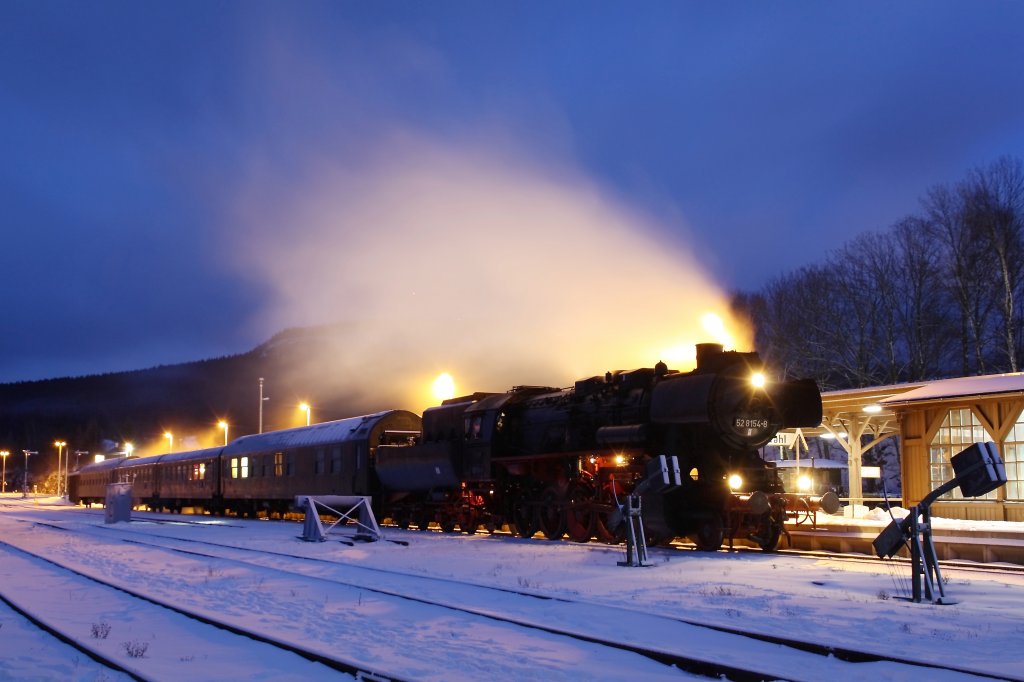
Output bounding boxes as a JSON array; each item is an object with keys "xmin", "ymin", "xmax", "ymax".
[{"xmin": 3, "ymin": 2, "xmax": 1024, "ymax": 385}]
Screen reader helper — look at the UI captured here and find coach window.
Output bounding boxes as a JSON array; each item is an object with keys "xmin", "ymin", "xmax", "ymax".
[
  {"xmin": 929, "ymin": 408, "xmax": 998, "ymax": 500},
  {"xmin": 286, "ymin": 452, "xmax": 295, "ymax": 476},
  {"xmin": 274, "ymin": 452, "xmax": 284, "ymax": 477},
  {"xmin": 331, "ymin": 447, "xmax": 341, "ymax": 474},
  {"xmin": 230, "ymin": 457, "xmax": 239, "ymax": 479},
  {"xmin": 315, "ymin": 448, "xmax": 326, "ymax": 475},
  {"xmin": 240, "ymin": 456, "xmax": 249, "ymax": 478}
]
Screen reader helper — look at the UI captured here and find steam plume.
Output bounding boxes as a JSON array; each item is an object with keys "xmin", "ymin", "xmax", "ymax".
[{"xmin": 230, "ymin": 132, "xmax": 749, "ymax": 411}]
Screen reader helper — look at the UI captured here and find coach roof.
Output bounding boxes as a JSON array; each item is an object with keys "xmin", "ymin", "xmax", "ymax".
[{"xmin": 222, "ymin": 411, "xmax": 399, "ymax": 457}]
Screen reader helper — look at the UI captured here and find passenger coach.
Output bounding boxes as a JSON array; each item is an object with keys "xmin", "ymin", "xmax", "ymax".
[{"xmin": 218, "ymin": 409, "xmax": 421, "ymax": 517}]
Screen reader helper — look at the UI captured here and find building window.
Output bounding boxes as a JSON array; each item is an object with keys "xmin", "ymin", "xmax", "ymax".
[
  {"xmin": 929, "ymin": 408, "xmax": 997, "ymax": 500},
  {"xmin": 999, "ymin": 411, "xmax": 1024, "ymax": 500}
]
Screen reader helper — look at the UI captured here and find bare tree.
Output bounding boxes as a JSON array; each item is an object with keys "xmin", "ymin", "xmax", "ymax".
[
  {"xmin": 891, "ymin": 217, "xmax": 956, "ymax": 380},
  {"xmin": 744, "ymin": 156, "xmax": 1023, "ymax": 388},
  {"xmin": 922, "ymin": 184, "xmax": 996, "ymax": 375},
  {"xmin": 959, "ymin": 156, "xmax": 1024, "ymax": 372}
]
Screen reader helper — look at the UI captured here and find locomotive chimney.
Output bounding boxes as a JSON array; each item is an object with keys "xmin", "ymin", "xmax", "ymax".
[{"xmin": 695, "ymin": 343, "xmax": 724, "ymax": 369}]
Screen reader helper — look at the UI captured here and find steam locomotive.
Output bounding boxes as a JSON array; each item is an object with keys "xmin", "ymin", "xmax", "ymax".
[{"xmin": 69, "ymin": 343, "xmax": 824, "ymax": 551}]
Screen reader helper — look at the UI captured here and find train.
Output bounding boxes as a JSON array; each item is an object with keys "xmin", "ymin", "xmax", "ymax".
[{"xmin": 68, "ymin": 343, "xmax": 826, "ymax": 551}]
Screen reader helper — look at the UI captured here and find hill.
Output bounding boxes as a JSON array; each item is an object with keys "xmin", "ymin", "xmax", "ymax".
[{"xmin": 0, "ymin": 324, "xmax": 376, "ymax": 470}]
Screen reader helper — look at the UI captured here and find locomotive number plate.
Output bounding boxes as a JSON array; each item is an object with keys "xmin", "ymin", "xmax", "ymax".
[{"xmin": 735, "ymin": 417, "xmax": 770, "ymax": 430}]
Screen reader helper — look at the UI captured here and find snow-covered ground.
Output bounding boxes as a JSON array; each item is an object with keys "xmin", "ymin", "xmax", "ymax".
[{"xmin": 1, "ymin": 494, "xmax": 1022, "ymax": 681}]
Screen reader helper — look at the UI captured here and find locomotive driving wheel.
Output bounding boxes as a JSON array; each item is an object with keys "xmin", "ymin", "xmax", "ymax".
[
  {"xmin": 438, "ymin": 514, "xmax": 457, "ymax": 533},
  {"xmin": 564, "ymin": 483, "xmax": 595, "ymax": 543},
  {"xmin": 593, "ymin": 486, "xmax": 625, "ymax": 545},
  {"xmin": 460, "ymin": 509, "xmax": 479, "ymax": 535},
  {"xmin": 537, "ymin": 487, "xmax": 566, "ymax": 540},
  {"xmin": 512, "ymin": 499, "xmax": 538, "ymax": 538},
  {"xmin": 690, "ymin": 512, "xmax": 724, "ymax": 552}
]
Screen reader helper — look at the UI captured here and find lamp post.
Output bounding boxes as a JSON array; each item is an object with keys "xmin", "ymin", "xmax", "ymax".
[
  {"xmin": 124, "ymin": 442, "xmax": 134, "ymax": 458},
  {"xmin": 164, "ymin": 432, "xmax": 173, "ymax": 454},
  {"xmin": 218, "ymin": 420, "xmax": 229, "ymax": 446},
  {"xmin": 1, "ymin": 450, "xmax": 8, "ymax": 494},
  {"xmin": 73, "ymin": 450, "xmax": 87, "ymax": 472},
  {"xmin": 299, "ymin": 402, "xmax": 311, "ymax": 426},
  {"xmin": 22, "ymin": 450, "xmax": 37, "ymax": 497},
  {"xmin": 259, "ymin": 377, "xmax": 269, "ymax": 434},
  {"xmin": 54, "ymin": 440, "xmax": 66, "ymax": 497}
]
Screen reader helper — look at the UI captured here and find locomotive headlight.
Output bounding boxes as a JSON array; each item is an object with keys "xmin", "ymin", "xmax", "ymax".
[
  {"xmin": 750, "ymin": 372, "xmax": 766, "ymax": 389},
  {"xmin": 797, "ymin": 475, "xmax": 812, "ymax": 492},
  {"xmin": 728, "ymin": 474, "xmax": 743, "ymax": 490}
]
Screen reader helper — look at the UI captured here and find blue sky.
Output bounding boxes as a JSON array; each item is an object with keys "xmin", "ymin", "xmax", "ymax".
[{"xmin": 3, "ymin": 2, "xmax": 1023, "ymax": 383}]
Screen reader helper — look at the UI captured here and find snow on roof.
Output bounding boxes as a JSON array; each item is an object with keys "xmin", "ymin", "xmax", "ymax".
[
  {"xmin": 119, "ymin": 447, "xmax": 224, "ymax": 468},
  {"xmin": 223, "ymin": 411, "xmax": 394, "ymax": 456},
  {"xmin": 73, "ymin": 456, "xmax": 127, "ymax": 474},
  {"xmin": 880, "ymin": 372, "xmax": 1024, "ymax": 405}
]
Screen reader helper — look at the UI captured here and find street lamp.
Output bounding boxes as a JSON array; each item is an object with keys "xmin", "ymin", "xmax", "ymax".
[
  {"xmin": 259, "ymin": 377, "xmax": 269, "ymax": 434},
  {"xmin": 299, "ymin": 402, "xmax": 311, "ymax": 426},
  {"xmin": 218, "ymin": 420, "xmax": 229, "ymax": 446},
  {"xmin": 1, "ymin": 450, "xmax": 8, "ymax": 494},
  {"xmin": 164, "ymin": 431, "xmax": 173, "ymax": 454},
  {"xmin": 124, "ymin": 442, "xmax": 134, "ymax": 458},
  {"xmin": 54, "ymin": 441, "xmax": 66, "ymax": 497},
  {"xmin": 22, "ymin": 450, "xmax": 37, "ymax": 497}
]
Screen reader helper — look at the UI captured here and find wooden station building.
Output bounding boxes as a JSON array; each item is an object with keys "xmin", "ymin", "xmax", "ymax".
[
  {"xmin": 881, "ymin": 374, "xmax": 1024, "ymax": 522},
  {"xmin": 780, "ymin": 374, "xmax": 1024, "ymax": 522}
]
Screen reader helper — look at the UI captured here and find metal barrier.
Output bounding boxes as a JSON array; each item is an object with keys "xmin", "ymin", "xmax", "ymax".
[{"xmin": 295, "ymin": 495, "xmax": 382, "ymax": 543}]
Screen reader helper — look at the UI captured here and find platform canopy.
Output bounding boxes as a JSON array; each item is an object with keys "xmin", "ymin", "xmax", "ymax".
[
  {"xmin": 878, "ymin": 373, "xmax": 1024, "ymax": 407},
  {"xmin": 777, "ymin": 382, "xmax": 923, "ymax": 505}
]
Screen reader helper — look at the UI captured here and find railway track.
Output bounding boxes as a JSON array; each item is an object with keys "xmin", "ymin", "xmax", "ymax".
[
  {"xmin": 17, "ymin": 512, "xmax": 1012, "ymax": 681},
  {"xmin": 0, "ymin": 538, "xmax": 377, "ymax": 681},
  {"xmin": 0, "ymin": 517, "xmax": 695, "ymax": 681},
  {"xmin": 4, "ymin": 503, "xmax": 1023, "ymax": 680}
]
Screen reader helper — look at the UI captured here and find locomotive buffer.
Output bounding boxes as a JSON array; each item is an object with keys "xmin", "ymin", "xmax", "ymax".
[{"xmin": 617, "ymin": 455, "xmax": 682, "ymax": 567}]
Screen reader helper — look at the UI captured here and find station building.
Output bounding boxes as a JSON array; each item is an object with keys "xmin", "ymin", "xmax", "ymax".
[
  {"xmin": 779, "ymin": 374, "xmax": 1024, "ymax": 522},
  {"xmin": 881, "ymin": 374, "xmax": 1024, "ymax": 522}
]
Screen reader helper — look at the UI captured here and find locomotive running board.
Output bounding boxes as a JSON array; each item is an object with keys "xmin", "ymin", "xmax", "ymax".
[{"xmin": 295, "ymin": 495, "xmax": 386, "ymax": 544}]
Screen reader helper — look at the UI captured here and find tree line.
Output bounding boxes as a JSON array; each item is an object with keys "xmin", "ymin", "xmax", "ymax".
[{"xmin": 735, "ymin": 156, "xmax": 1024, "ymax": 389}]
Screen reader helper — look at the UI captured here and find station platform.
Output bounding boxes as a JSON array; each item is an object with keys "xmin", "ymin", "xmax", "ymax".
[{"xmin": 774, "ymin": 509, "xmax": 1024, "ymax": 564}]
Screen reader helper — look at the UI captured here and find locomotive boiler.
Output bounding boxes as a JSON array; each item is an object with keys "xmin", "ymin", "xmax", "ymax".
[{"xmin": 375, "ymin": 343, "xmax": 823, "ymax": 550}]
